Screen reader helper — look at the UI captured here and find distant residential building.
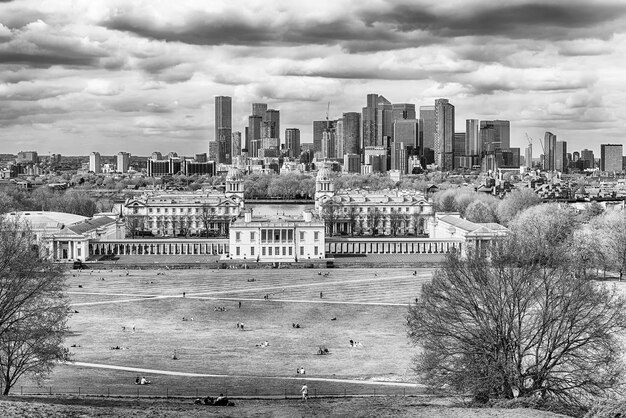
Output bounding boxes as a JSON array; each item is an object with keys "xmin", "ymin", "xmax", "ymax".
[
  {"xmin": 117, "ymin": 152, "xmax": 130, "ymax": 173},
  {"xmin": 16, "ymin": 151, "xmax": 38, "ymax": 164},
  {"xmin": 601, "ymin": 144, "xmax": 623, "ymax": 172},
  {"xmin": 89, "ymin": 152, "xmax": 101, "ymax": 173}
]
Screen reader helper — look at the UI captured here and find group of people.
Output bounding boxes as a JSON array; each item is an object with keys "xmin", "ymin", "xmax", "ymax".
[
  {"xmin": 121, "ymin": 324, "xmax": 136, "ymax": 333},
  {"xmin": 236, "ymin": 322, "xmax": 245, "ymax": 329},
  {"xmin": 214, "ymin": 306, "xmax": 227, "ymax": 311},
  {"xmin": 255, "ymin": 340, "xmax": 270, "ymax": 347},
  {"xmin": 135, "ymin": 376, "xmax": 151, "ymax": 385},
  {"xmin": 292, "ymin": 323, "xmax": 301, "ymax": 328},
  {"xmin": 296, "ymin": 367, "xmax": 306, "ymax": 375},
  {"xmin": 349, "ymin": 339, "xmax": 364, "ymax": 348}
]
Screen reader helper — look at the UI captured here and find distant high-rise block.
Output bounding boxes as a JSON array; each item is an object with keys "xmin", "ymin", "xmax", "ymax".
[
  {"xmin": 543, "ymin": 132, "xmax": 557, "ymax": 171},
  {"xmin": 313, "ymin": 120, "xmax": 336, "ymax": 154},
  {"xmin": 465, "ymin": 119, "xmax": 480, "ymax": 156},
  {"xmin": 601, "ymin": 144, "xmax": 623, "ymax": 172},
  {"xmin": 265, "ymin": 109, "xmax": 280, "ymax": 140},
  {"xmin": 214, "ymin": 96, "xmax": 232, "ymax": 164},
  {"xmin": 335, "ymin": 119, "xmax": 344, "ymax": 158},
  {"xmin": 581, "ymin": 149, "xmax": 594, "ymax": 169},
  {"xmin": 393, "ymin": 119, "xmax": 420, "ymax": 149},
  {"xmin": 248, "ymin": 115, "xmax": 262, "ymax": 151},
  {"xmin": 454, "ymin": 132, "xmax": 465, "ymax": 169},
  {"xmin": 391, "ymin": 103, "xmax": 416, "ymax": 122},
  {"xmin": 285, "ymin": 128, "xmax": 301, "ymax": 158},
  {"xmin": 479, "ymin": 120, "xmax": 510, "ymax": 153},
  {"xmin": 321, "ymin": 129, "xmax": 336, "ymax": 159},
  {"xmin": 419, "ymin": 106, "xmax": 436, "ymax": 165},
  {"xmin": 434, "ymin": 99, "xmax": 455, "ymax": 171},
  {"xmin": 555, "ymin": 140, "xmax": 567, "ymax": 172},
  {"xmin": 232, "ymin": 131, "xmax": 242, "ymax": 158},
  {"xmin": 117, "ymin": 152, "xmax": 130, "ymax": 173},
  {"xmin": 525, "ymin": 145, "xmax": 533, "ymax": 169},
  {"xmin": 362, "ymin": 94, "xmax": 392, "ymax": 149},
  {"xmin": 89, "ymin": 152, "xmax": 101, "ymax": 173},
  {"xmin": 343, "ymin": 154, "xmax": 361, "ymax": 173},
  {"xmin": 252, "ymin": 103, "xmax": 267, "ymax": 118},
  {"xmin": 342, "ymin": 112, "xmax": 360, "ymax": 156}
]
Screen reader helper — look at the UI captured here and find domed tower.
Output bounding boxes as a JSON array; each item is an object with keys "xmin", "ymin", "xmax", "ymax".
[
  {"xmin": 315, "ymin": 166, "xmax": 335, "ymax": 211},
  {"xmin": 225, "ymin": 167, "xmax": 245, "ymax": 205}
]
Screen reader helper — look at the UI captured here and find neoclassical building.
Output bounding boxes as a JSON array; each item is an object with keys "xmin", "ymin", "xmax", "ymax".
[
  {"xmin": 226, "ymin": 209, "xmax": 325, "ymax": 262},
  {"xmin": 118, "ymin": 168, "xmax": 245, "ymax": 236},
  {"xmin": 314, "ymin": 167, "xmax": 434, "ymax": 236},
  {"xmin": 6, "ymin": 211, "xmax": 123, "ymax": 262}
]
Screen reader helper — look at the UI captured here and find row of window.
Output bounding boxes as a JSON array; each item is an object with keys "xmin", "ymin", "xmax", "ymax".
[
  {"xmin": 234, "ymin": 230, "xmax": 319, "ymax": 243},
  {"xmin": 234, "ymin": 246, "xmax": 319, "ymax": 257},
  {"xmin": 132, "ymin": 207, "xmax": 237, "ymax": 215}
]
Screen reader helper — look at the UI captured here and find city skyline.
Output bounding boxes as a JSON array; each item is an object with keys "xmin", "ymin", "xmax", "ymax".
[{"xmin": 1, "ymin": 0, "xmax": 626, "ymax": 156}]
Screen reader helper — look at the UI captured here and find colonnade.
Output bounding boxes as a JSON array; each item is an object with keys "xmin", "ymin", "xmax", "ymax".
[
  {"xmin": 89, "ymin": 239, "xmax": 229, "ymax": 257},
  {"xmin": 325, "ymin": 239, "xmax": 462, "ymax": 255}
]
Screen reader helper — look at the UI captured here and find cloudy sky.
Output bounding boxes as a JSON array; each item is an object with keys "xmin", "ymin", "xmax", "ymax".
[{"xmin": 1, "ymin": 0, "xmax": 625, "ymax": 157}]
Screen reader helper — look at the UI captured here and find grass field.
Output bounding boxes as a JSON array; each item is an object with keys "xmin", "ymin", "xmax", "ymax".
[{"xmin": 23, "ymin": 268, "xmax": 434, "ymax": 398}]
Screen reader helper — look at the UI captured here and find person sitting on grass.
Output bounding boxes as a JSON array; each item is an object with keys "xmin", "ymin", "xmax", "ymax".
[
  {"xmin": 135, "ymin": 377, "xmax": 140, "ymax": 385},
  {"xmin": 140, "ymin": 376, "xmax": 150, "ymax": 385}
]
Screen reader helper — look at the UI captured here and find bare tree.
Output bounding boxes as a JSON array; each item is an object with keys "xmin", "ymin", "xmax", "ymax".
[
  {"xmin": 368, "ymin": 208, "xmax": 383, "ymax": 236},
  {"xmin": 408, "ymin": 233, "xmax": 626, "ymax": 408},
  {"xmin": 0, "ymin": 216, "xmax": 69, "ymax": 395},
  {"xmin": 198, "ymin": 204, "xmax": 216, "ymax": 237},
  {"xmin": 346, "ymin": 207, "xmax": 359, "ymax": 237},
  {"xmin": 593, "ymin": 211, "xmax": 626, "ymax": 280},
  {"xmin": 124, "ymin": 215, "xmax": 147, "ymax": 238},
  {"xmin": 320, "ymin": 202, "xmax": 341, "ymax": 236},
  {"xmin": 389, "ymin": 208, "xmax": 404, "ymax": 237}
]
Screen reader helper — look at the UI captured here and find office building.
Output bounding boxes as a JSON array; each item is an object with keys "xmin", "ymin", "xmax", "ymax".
[
  {"xmin": 343, "ymin": 154, "xmax": 361, "ymax": 173},
  {"xmin": 16, "ymin": 151, "xmax": 38, "ymax": 164},
  {"xmin": 393, "ymin": 119, "xmax": 420, "ymax": 149},
  {"xmin": 117, "ymin": 152, "xmax": 130, "ymax": 173},
  {"xmin": 465, "ymin": 119, "xmax": 480, "ymax": 156},
  {"xmin": 601, "ymin": 144, "xmax": 623, "ymax": 172},
  {"xmin": 214, "ymin": 96, "xmax": 232, "ymax": 164},
  {"xmin": 419, "ymin": 106, "xmax": 436, "ymax": 165},
  {"xmin": 555, "ymin": 140, "xmax": 567, "ymax": 172},
  {"xmin": 247, "ymin": 115, "xmax": 262, "ymax": 151},
  {"xmin": 342, "ymin": 112, "xmax": 360, "ymax": 156},
  {"xmin": 454, "ymin": 133, "xmax": 466, "ymax": 169},
  {"xmin": 252, "ymin": 103, "xmax": 267, "ymax": 118},
  {"xmin": 543, "ymin": 132, "xmax": 557, "ymax": 171},
  {"xmin": 321, "ymin": 129, "xmax": 336, "ymax": 159},
  {"xmin": 335, "ymin": 119, "xmax": 344, "ymax": 158},
  {"xmin": 232, "ymin": 131, "xmax": 242, "ymax": 158},
  {"xmin": 479, "ymin": 120, "xmax": 510, "ymax": 153},
  {"xmin": 89, "ymin": 152, "xmax": 101, "ymax": 174},
  {"xmin": 434, "ymin": 99, "xmax": 455, "ymax": 171},
  {"xmin": 285, "ymin": 128, "xmax": 301, "ymax": 158},
  {"xmin": 362, "ymin": 94, "xmax": 392, "ymax": 149},
  {"xmin": 580, "ymin": 149, "xmax": 594, "ymax": 169},
  {"xmin": 392, "ymin": 103, "xmax": 416, "ymax": 122},
  {"xmin": 265, "ymin": 109, "xmax": 280, "ymax": 140}
]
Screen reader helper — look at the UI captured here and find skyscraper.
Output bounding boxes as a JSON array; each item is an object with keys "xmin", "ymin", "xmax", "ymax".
[
  {"xmin": 265, "ymin": 109, "xmax": 280, "ymax": 140},
  {"xmin": 480, "ymin": 120, "xmax": 510, "ymax": 153},
  {"xmin": 543, "ymin": 132, "xmax": 557, "ymax": 171},
  {"xmin": 391, "ymin": 103, "xmax": 416, "ymax": 122},
  {"xmin": 214, "ymin": 96, "xmax": 232, "ymax": 164},
  {"xmin": 581, "ymin": 149, "xmax": 595, "ymax": 169},
  {"xmin": 335, "ymin": 119, "xmax": 344, "ymax": 158},
  {"xmin": 393, "ymin": 119, "xmax": 420, "ymax": 148},
  {"xmin": 232, "ymin": 131, "xmax": 242, "ymax": 158},
  {"xmin": 434, "ymin": 99, "xmax": 455, "ymax": 171},
  {"xmin": 555, "ymin": 140, "xmax": 567, "ymax": 172},
  {"xmin": 465, "ymin": 119, "xmax": 480, "ymax": 156},
  {"xmin": 342, "ymin": 112, "xmax": 361, "ymax": 156},
  {"xmin": 247, "ymin": 115, "xmax": 262, "ymax": 151},
  {"xmin": 525, "ymin": 144, "xmax": 533, "ymax": 169},
  {"xmin": 419, "ymin": 105, "xmax": 436, "ymax": 165},
  {"xmin": 89, "ymin": 152, "xmax": 101, "ymax": 173},
  {"xmin": 362, "ymin": 94, "xmax": 379, "ymax": 149},
  {"xmin": 601, "ymin": 144, "xmax": 623, "ymax": 172},
  {"xmin": 285, "ymin": 128, "xmax": 301, "ymax": 158},
  {"xmin": 313, "ymin": 120, "xmax": 336, "ymax": 154},
  {"xmin": 252, "ymin": 103, "xmax": 267, "ymax": 118}
]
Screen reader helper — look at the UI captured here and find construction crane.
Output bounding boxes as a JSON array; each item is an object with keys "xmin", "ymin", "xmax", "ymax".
[
  {"xmin": 326, "ymin": 101, "xmax": 330, "ymax": 130},
  {"xmin": 526, "ymin": 132, "xmax": 545, "ymax": 155}
]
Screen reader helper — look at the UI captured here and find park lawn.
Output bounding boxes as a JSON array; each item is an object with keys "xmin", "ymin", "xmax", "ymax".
[{"xmin": 21, "ymin": 268, "xmax": 433, "ymax": 397}]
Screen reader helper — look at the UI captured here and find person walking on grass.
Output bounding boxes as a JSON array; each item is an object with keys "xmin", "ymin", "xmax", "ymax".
[{"xmin": 301, "ymin": 383, "xmax": 308, "ymax": 401}]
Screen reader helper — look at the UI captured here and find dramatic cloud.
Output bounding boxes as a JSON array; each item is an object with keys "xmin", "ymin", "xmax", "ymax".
[{"xmin": 0, "ymin": 0, "xmax": 624, "ymax": 155}]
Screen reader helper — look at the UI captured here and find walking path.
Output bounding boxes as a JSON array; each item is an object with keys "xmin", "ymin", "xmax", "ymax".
[
  {"xmin": 68, "ymin": 361, "xmax": 420, "ymax": 388},
  {"xmin": 70, "ymin": 274, "xmax": 418, "ymax": 307}
]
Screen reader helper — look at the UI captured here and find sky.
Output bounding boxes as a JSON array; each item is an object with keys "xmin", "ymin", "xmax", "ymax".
[{"xmin": 1, "ymin": 0, "xmax": 626, "ymax": 157}]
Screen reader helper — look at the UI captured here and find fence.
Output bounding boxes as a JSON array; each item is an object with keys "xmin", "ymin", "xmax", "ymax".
[{"xmin": 17, "ymin": 384, "xmax": 426, "ymax": 399}]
